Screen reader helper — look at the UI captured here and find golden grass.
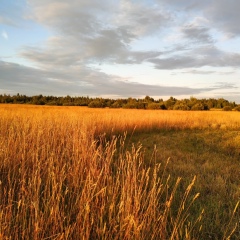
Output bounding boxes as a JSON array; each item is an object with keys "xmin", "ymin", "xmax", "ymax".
[
  {"xmin": 0, "ymin": 104, "xmax": 239, "ymax": 239},
  {"xmin": 1, "ymin": 104, "xmax": 240, "ymax": 135}
]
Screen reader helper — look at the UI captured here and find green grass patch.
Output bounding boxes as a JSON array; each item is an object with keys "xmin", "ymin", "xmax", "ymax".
[{"xmin": 129, "ymin": 129, "xmax": 240, "ymax": 239}]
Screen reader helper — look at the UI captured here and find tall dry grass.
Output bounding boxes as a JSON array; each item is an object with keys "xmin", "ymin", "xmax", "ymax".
[
  {"xmin": 1, "ymin": 105, "xmax": 240, "ymax": 135},
  {"xmin": 0, "ymin": 105, "xmax": 239, "ymax": 239}
]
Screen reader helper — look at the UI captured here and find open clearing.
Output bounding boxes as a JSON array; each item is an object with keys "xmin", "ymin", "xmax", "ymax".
[{"xmin": 0, "ymin": 105, "xmax": 239, "ymax": 239}]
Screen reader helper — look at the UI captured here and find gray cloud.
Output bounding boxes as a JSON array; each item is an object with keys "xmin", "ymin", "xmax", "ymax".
[
  {"xmin": 149, "ymin": 46, "xmax": 240, "ymax": 69},
  {"xmin": 84, "ymin": 28, "xmax": 162, "ymax": 63},
  {"xmin": 20, "ymin": 33, "xmax": 162, "ymax": 68},
  {"xmin": 180, "ymin": 70, "xmax": 235, "ymax": 75},
  {"xmin": 160, "ymin": 0, "xmax": 240, "ymax": 37},
  {"xmin": 181, "ymin": 25, "xmax": 214, "ymax": 44},
  {"xmin": 28, "ymin": 0, "xmax": 110, "ymax": 36},
  {"xmin": 180, "ymin": 70, "xmax": 216, "ymax": 75},
  {"xmin": 213, "ymin": 82, "xmax": 238, "ymax": 89},
  {"xmin": 24, "ymin": 0, "xmax": 240, "ymax": 71},
  {"xmin": 158, "ymin": 0, "xmax": 208, "ymax": 9},
  {"xmin": 23, "ymin": 0, "xmax": 169, "ymax": 67},
  {"xmin": 150, "ymin": 56, "xmax": 201, "ymax": 70},
  {"xmin": 116, "ymin": 1, "xmax": 171, "ymax": 37},
  {"xmin": 0, "ymin": 60, "xmax": 216, "ymax": 97},
  {"xmin": 28, "ymin": 0, "xmax": 169, "ymax": 39},
  {"xmin": 206, "ymin": 0, "xmax": 240, "ymax": 37}
]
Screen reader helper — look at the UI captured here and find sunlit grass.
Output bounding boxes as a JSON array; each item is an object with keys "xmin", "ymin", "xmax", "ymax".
[
  {"xmin": 1, "ymin": 104, "xmax": 240, "ymax": 134},
  {"xmin": 0, "ymin": 104, "xmax": 239, "ymax": 239}
]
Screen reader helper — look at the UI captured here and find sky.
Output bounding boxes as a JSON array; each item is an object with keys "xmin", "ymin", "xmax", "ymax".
[{"xmin": 1, "ymin": 0, "xmax": 240, "ymax": 102}]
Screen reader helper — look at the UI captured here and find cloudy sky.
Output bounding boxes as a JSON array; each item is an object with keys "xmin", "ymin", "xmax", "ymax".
[{"xmin": 1, "ymin": 0, "xmax": 240, "ymax": 102}]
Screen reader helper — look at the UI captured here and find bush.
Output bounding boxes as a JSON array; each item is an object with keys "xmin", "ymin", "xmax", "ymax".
[
  {"xmin": 122, "ymin": 103, "xmax": 137, "ymax": 109},
  {"xmin": 63, "ymin": 102, "xmax": 74, "ymax": 106},
  {"xmin": 88, "ymin": 100, "xmax": 106, "ymax": 108},
  {"xmin": 110, "ymin": 101, "xmax": 122, "ymax": 108},
  {"xmin": 173, "ymin": 103, "xmax": 190, "ymax": 111},
  {"xmin": 147, "ymin": 103, "xmax": 161, "ymax": 110},
  {"xmin": 191, "ymin": 103, "xmax": 205, "ymax": 111},
  {"xmin": 223, "ymin": 106, "xmax": 232, "ymax": 111},
  {"xmin": 234, "ymin": 106, "xmax": 240, "ymax": 111}
]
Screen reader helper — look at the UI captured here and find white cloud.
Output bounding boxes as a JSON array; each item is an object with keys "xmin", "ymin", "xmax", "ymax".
[
  {"xmin": 1, "ymin": 30, "xmax": 8, "ymax": 40},
  {"xmin": 180, "ymin": 69, "xmax": 235, "ymax": 75}
]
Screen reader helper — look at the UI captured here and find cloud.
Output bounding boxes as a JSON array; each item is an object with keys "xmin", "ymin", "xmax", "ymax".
[
  {"xmin": 28, "ymin": 1, "xmax": 105, "ymax": 37},
  {"xmin": 181, "ymin": 25, "xmax": 213, "ymax": 44},
  {"xmin": 20, "ymin": 34, "xmax": 162, "ymax": 70},
  {"xmin": 149, "ymin": 46, "xmax": 240, "ymax": 69},
  {"xmin": 23, "ymin": 0, "xmax": 169, "ymax": 67},
  {"xmin": 180, "ymin": 70, "xmax": 216, "ymax": 75},
  {"xmin": 1, "ymin": 0, "xmax": 239, "ymax": 101},
  {"xmin": 205, "ymin": 0, "xmax": 240, "ymax": 37},
  {"xmin": 213, "ymin": 82, "xmax": 238, "ymax": 89},
  {"xmin": 180, "ymin": 70, "xmax": 235, "ymax": 75},
  {"xmin": 0, "ymin": 60, "xmax": 215, "ymax": 97},
  {"xmin": 1, "ymin": 31, "xmax": 8, "ymax": 40},
  {"xmin": 158, "ymin": 0, "xmax": 208, "ymax": 9},
  {"xmin": 28, "ymin": 0, "xmax": 170, "ymax": 38},
  {"xmin": 115, "ymin": 0, "xmax": 171, "ymax": 37},
  {"xmin": 160, "ymin": 0, "xmax": 240, "ymax": 37},
  {"xmin": 24, "ymin": 0, "xmax": 240, "ymax": 71}
]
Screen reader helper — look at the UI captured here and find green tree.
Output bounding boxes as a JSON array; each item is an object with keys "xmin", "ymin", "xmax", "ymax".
[
  {"xmin": 144, "ymin": 95, "xmax": 154, "ymax": 103},
  {"xmin": 147, "ymin": 103, "xmax": 161, "ymax": 109},
  {"xmin": 88, "ymin": 99, "xmax": 106, "ymax": 108},
  {"xmin": 191, "ymin": 103, "xmax": 205, "ymax": 110},
  {"xmin": 164, "ymin": 97, "xmax": 177, "ymax": 110}
]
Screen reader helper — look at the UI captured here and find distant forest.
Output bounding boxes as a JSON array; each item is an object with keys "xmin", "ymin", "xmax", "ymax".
[{"xmin": 0, "ymin": 94, "xmax": 239, "ymax": 111}]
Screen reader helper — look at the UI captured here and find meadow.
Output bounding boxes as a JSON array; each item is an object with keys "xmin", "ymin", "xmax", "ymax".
[{"xmin": 0, "ymin": 104, "xmax": 239, "ymax": 239}]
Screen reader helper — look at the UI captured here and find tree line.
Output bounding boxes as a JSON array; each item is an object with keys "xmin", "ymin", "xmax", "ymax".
[{"xmin": 0, "ymin": 93, "xmax": 239, "ymax": 111}]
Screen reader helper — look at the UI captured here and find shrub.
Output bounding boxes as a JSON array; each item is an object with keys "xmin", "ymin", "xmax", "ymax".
[
  {"xmin": 88, "ymin": 100, "xmax": 106, "ymax": 108},
  {"xmin": 191, "ymin": 103, "xmax": 205, "ymax": 111},
  {"xmin": 110, "ymin": 101, "xmax": 122, "ymax": 108},
  {"xmin": 234, "ymin": 106, "xmax": 240, "ymax": 111},
  {"xmin": 173, "ymin": 103, "xmax": 190, "ymax": 110},
  {"xmin": 122, "ymin": 103, "xmax": 137, "ymax": 109},
  {"xmin": 147, "ymin": 103, "xmax": 161, "ymax": 109},
  {"xmin": 223, "ymin": 106, "xmax": 232, "ymax": 111}
]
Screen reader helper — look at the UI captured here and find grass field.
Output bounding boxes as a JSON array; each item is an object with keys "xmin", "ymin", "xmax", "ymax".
[{"xmin": 0, "ymin": 104, "xmax": 239, "ymax": 239}]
